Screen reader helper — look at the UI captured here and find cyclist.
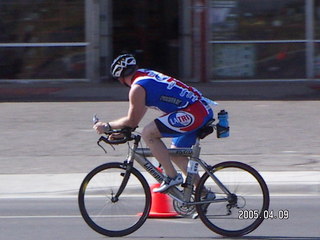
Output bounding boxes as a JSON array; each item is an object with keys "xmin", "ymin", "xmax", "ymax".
[{"xmin": 94, "ymin": 53, "xmax": 215, "ymax": 193}]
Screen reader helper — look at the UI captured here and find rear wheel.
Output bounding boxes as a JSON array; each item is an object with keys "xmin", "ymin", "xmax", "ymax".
[
  {"xmin": 195, "ymin": 161, "xmax": 269, "ymax": 237},
  {"xmin": 78, "ymin": 162, "xmax": 151, "ymax": 237}
]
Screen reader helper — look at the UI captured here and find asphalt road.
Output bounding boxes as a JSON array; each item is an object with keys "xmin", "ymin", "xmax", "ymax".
[
  {"xmin": 0, "ymin": 196, "xmax": 319, "ymax": 240},
  {"xmin": 1, "ymin": 101, "xmax": 319, "ymax": 174}
]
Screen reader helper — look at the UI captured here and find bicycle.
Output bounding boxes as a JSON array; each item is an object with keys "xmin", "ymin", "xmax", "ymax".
[{"xmin": 78, "ymin": 115, "xmax": 270, "ymax": 237}]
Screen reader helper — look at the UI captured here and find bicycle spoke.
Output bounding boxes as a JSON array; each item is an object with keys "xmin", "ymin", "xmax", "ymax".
[
  {"xmin": 78, "ymin": 163, "xmax": 151, "ymax": 237},
  {"xmin": 195, "ymin": 161, "xmax": 269, "ymax": 237}
]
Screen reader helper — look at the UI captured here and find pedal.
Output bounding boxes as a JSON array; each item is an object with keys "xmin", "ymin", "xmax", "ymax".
[{"xmin": 181, "ymin": 183, "xmax": 188, "ymax": 188}]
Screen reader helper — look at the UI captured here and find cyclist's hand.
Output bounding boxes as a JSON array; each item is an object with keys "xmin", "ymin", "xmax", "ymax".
[{"xmin": 93, "ymin": 122, "xmax": 111, "ymax": 134}]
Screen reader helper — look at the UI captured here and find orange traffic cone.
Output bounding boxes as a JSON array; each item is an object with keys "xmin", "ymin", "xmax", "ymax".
[{"xmin": 148, "ymin": 183, "xmax": 179, "ymax": 218}]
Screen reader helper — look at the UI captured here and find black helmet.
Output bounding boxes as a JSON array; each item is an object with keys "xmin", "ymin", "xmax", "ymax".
[{"xmin": 110, "ymin": 54, "xmax": 137, "ymax": 78}]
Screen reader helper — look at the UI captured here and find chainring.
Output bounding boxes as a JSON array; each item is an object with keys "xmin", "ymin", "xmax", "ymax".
[{"xmin": 173, "ymin": 198, "xmax": 196, "ymax": 217}]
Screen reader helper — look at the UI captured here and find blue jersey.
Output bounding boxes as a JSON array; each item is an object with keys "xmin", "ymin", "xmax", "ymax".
[{"xmin": 133, "ymin": 69, "xmax": 203, "ymax": 113}]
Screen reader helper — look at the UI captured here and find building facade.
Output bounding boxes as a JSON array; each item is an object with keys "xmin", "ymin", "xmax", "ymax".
[{"xmin": 1, "ymin": 0, "xmax": 319, "ymax": 82}]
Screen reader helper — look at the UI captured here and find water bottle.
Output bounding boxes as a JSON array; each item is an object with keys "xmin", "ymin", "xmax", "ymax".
[{"xmin": 217, "ymin": 110, "xmax": 229, "ymax": 138}]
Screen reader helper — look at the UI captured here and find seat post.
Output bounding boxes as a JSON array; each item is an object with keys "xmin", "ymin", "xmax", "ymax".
[{"xmin": 191, "ymin": 138, "xmax": 201, "ymax": 158}]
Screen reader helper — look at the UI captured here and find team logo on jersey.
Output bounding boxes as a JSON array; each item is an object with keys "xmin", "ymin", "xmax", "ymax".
[{"xmin": 168, "ymin": 111, "xmax": 195, "ymax": 128}]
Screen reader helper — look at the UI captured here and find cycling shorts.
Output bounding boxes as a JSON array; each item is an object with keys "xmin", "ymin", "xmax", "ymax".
[{"xmin": 154, "ymin": 100, "xmax": 214, "ymax": 147}]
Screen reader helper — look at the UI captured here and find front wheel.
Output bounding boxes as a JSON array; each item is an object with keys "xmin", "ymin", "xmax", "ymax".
[
  {"xmin": 78, "ymin": 162, "xmax": 151, "ymax": 237},
  {"xmin": 195, "ymin": 161, "xmax": 269, "ymax": 237}
]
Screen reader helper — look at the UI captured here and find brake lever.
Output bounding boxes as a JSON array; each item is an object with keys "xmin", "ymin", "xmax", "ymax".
[
  {"xmin": 97, "ymin": 136, "xmax": 115, "ymax": 154},
  {"xmin": 97, "ymin": 140, "xmax": 108, "ymax": 154},
  {"xmin": 93, "ymin": 114, "xmax": 99, "ymax": 124}
]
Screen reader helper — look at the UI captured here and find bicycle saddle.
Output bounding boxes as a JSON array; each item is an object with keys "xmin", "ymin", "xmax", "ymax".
[{"xmin": 197, "ymin": 119, "xmax": 215, "ymax": 139}]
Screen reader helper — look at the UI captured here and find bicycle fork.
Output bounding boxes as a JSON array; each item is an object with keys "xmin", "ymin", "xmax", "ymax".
[{"xmin": 111, "ymin": 161, "xmax": 134, "ymax": 203}]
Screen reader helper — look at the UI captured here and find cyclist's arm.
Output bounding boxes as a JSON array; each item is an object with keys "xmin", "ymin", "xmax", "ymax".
[{"xmin": 108, "ymin": 84, "xmax": 147, "ymax": 129}]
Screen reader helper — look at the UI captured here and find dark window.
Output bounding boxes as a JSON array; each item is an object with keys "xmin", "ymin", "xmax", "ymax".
[{"xmin": 0, "ymin": 0, "xmax": 85, "ymax": 79}]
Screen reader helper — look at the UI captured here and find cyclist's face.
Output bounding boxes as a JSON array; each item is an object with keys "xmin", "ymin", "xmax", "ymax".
[
  {"xmin": 118, "ymin": 76, "xmax": 130, "ymax": 88},
  {"xmin": 118, "ymin": 76, "xmax": 124, "ymax": 84}
]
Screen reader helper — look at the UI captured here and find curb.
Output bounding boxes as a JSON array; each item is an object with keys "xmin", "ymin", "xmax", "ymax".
[
  {"xmin": 1, "ymin": 80, "xmax": 320, "ymax": 102},
  {"xmin": 0, "ymin": 171, "xmax": 319, "ymax": 198}
]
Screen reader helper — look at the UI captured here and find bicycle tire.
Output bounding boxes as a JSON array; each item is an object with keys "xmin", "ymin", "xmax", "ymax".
[
  {"xmin": 78, "ymin": 162, "xmax": 151, "ymax": 237},
  {"xmin": 195, "ymin": 161, "xmax": 269, "ymax": 237}
]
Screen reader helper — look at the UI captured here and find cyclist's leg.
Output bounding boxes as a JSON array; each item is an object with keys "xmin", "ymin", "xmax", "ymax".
[
  {"xmin": 170, "ymin": 132, "xmax": 201, "ymax": 186},
  {"xmin": 171, "ymin": 154, "xmax": 201, "ymax": 186},
  {"xmin": 142, "ymin": 121, "xmax": 178, "ymax": 178},
  {"xmin": 143, "ymin": 101, "xmax": 213, "ymax": 181}
]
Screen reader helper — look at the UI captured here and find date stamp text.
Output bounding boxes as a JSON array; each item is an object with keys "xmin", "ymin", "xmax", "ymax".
[{"xmin": 238, "ymin": 209, "xmax": 289, "ymax": 220}]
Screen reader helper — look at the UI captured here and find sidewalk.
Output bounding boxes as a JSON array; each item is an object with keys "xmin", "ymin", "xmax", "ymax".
[
  {"xmin": 0, "ymin": 171, "xmax": 319, "ymax": 198},
  {"xmin": 1, "ymin": 80, "xmax": 320, "ymax": 101}
]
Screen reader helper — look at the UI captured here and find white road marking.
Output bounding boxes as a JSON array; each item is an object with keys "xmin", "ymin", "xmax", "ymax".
[{"xmin": 0, "ymin": 215, "xmax": 82, "ymax": 219}]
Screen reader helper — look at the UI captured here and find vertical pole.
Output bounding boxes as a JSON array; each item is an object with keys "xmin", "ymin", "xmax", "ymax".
[
  {"xmin": 193, "ymin": 0, "xmax": 201, "ymax": 82},
  {"xmin": 306, "ymin": 0, "xmax": 315, "ymax": 79},
  {"xmin": 193, "ymin": 0, "xmax": 208, "ymax": 82},
  {"xmin": 85, "ymin": 0, "xmax": 100, "ymax": 82},
  {"xmin": 180, "ymin": 0, "xmax": 193, "ymax": 81},
  {"xmin": 99, "ymin": 0, "xmax": 113, "ymax": 81},
  {"xmin": 201, "ymin": 0, "xmax": 208, "ymax": 82}
]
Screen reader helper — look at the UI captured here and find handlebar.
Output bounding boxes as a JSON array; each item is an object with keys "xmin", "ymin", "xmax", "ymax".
[
  {"xmin": 93, "ymin": 114, "xmax": 138, "ymax": 146},
  {"xmin": 98, "ymin": 127, "xmax": 137, "ymax": 145}
]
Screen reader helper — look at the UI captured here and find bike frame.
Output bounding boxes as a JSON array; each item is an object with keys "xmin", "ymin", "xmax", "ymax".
[{"xmin": 125, "ymin": 137, "xmax": 232, "ymax": 206}]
